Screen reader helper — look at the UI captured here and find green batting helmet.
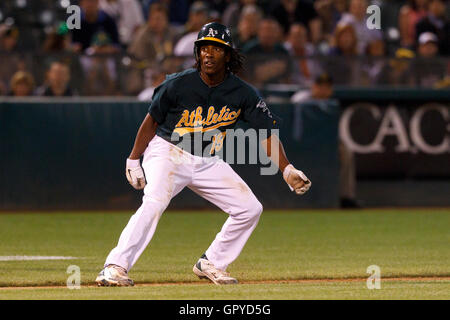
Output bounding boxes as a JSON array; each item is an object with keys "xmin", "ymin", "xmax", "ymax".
[{"xmin": 194, "ymin": 22, "xmax": 233, "ymax": 58}]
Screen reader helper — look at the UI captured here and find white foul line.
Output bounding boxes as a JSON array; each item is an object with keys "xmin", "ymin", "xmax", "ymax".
[{"xmin": 0, "ymin": 256, "xmax": 78, "ymax": 261}]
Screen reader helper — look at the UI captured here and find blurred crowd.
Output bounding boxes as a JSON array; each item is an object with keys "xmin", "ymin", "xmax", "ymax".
[{"xmin": 0, "ymin": 0, "xmax": 449, "ymax": 97}]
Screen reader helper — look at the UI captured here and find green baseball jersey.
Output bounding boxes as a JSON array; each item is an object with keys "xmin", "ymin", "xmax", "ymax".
[{"xmin": 148, "ymin": 68, "xmax": 281, "ymax": 156}]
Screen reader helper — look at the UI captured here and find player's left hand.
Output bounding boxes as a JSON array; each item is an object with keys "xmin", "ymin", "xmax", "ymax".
[
  {"xmin": 283, "ymin": 164, "xmax": 311, "ymax": 195},
  {"xmin": 126, "ymin": 158, "xmax": 146, "ymax": 190}
]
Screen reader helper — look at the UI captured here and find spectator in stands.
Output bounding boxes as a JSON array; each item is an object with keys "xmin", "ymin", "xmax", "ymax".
[
  {"xmin": 415, "ymin": 0, "xmax": 450, "ymax": 55},
  {"xmin": 126, "ymin": 2, "xmax": 179, "ymax": 94},
  {"xmin": 242, "ymin": 18, "xmax": 287, "ymax": 55},
  {"xmin": 361, "ymin": 34, "xmax": 387, "ymax": 86},
  {"xmin": 284, "ymin": 23, "xmax": 318, "ymax": 86},
  {"xmin": 366, "ymin": 38, "xmax": 386, "ymax": 58},
  {"xmin": 0, "ymin": 25, "xmax": 17, "ymax": 94},
  {"xmin": 173, "ymin": 1, "xmax": 211, "ymax": 57},
  {"xmin": 79, "ymin": 36, "xmax": 119, "ymax": 95},
  {"xmin": 232, "ymin": 4, "xmax": 263, "ymax": 50},
  {"xmin": 315, "ymin": 0, "xmax": 348, "ymax": 40},
  {"xmin": 137, "ymin": 66, "xmax": 168, "ymax": 101},
  {"xmin": 68, "ymin": 0, "xmax": 121, "ymax": 95},
  {"xmin": 181, "ymin": 1, "xmax": 211, "ymax": 35},
  {"xmin": 241, "ymin": 18, "xmax": 291, "ymax": 85},
  {"xmin": 9, "ymin": 71, "xmax": 35, "ymax": 97},
  {"xmin": 377, "ymin": 48, "xmax": 415, "ymax": 86},
  {"xmin": 36, "ymin": 62, "xmax": 74, "ymax": 97},
  {"xmin": 411, "ymin": 32, "xmax": 446, "ymax": 86},
  {"xmin": 129, "ymin": 3, "xmax": 178, "ymax": 63},
  {"xmin": 99, "ymin": 0, "xmax": 144, "ymax": 47},
  {"xmin": 417, "ymin": 32, "xmax": 440, "ymax": 57},
  {"xmin": 142, "ymin": 0, "xmax": 190, "ymax": 26},
  {"xmin": 41, "ymin": 22, "xmax": 85, "ymax": 95},
  {"xmin": 327, "ymin": 23, "xmax": 359, "ymax": 85},
  {"xmin": 398, "ymin": 0, "xmax": 429, "ymax": 49},
  {"xmin": 338, "ymin": 0, "xmax": 383, "ymax": 55},
  {"xmin": 271, "ymin": 0, "xmax": 322, "ymax": 44},
  {"xmin": 222, "ymin": 0, "xmax": 258, "ymax": 30},
  {"xmin": 329, "ymin": 22, "xmax": 358, "ymax": 56},
  {"xmin": 291, "ymin": 73, "xmax": 361, "ymax": 208},
  {"xmin": 0, "ymin": 24, "xmax": 19, "ymax": 52},
  {"xmin": 42, "ymin": 22, "xmax": 72, "ymax": 53},
  {"xmin": 71, "ymin": 0, "xmax": 120, "ymax": 54},
  {"xmin": 0, "ymin": 24, "xmax": 33, "ymax": 95}
]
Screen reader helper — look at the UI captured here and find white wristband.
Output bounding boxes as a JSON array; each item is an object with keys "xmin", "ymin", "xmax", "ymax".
[
  {"xmin": 127, "ymin": 158, "xmax": 141, "ymax": 168},
  {"xmin": 283, "ymin": 164, "xmax": 294, "ymax": 182},
  {"xmin": 283, "ymin": 164, "xmax": 294, "ymax": 191}
]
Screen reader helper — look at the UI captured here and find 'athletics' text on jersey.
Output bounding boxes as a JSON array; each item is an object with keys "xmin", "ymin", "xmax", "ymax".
[{"xmin": 148, "ymin": 69, "xmax": 281, "ymax": 156}]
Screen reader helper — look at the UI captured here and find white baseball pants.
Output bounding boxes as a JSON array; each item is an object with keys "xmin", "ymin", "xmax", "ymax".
[{"xmin": 105, "ymin": 135, "xmax": 263, "ymax": 271}]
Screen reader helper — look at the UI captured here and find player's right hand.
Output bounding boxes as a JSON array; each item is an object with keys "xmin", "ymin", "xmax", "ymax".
[{"xmin": 125, "ymin": 158, "xmax": 146, "ymax": 190}]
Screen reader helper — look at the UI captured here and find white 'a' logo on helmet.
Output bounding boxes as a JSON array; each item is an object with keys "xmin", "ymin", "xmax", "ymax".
[{"xmin": 207, "ymin": 28, "xmax": 218, "ymax": 37}]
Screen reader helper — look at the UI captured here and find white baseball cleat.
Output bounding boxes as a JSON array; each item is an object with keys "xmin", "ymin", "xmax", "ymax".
[
  {"xmin": 95, "ymin": 264, "xmax": 134, "ymax": 287},
  {"xmin": 193, "ymin": 257, "xmax": 238, "ymax": 285}
]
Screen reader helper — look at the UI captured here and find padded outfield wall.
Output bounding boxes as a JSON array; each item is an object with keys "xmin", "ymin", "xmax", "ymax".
[
  {"xmin": 0, "ymin": 88, "xmax": 449, "ymax": 210},
  {"xmin": 0, "ymin": 97, "xmax": 339, "ymax": 210}
]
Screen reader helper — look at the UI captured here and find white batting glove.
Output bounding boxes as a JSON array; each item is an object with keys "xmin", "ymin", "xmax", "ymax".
[
  {"xmin": 283, "ymin": 164, "xmax": 311, "ymax": 195},
  {"xmin": 125, "ymin": 158, "xmax": 146, "ymax": 190}
]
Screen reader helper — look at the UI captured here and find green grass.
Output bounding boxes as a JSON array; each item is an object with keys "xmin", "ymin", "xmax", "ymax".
[
  {"xmin": 0, "ymin": 209, "xmax": 449, "ymax": 299},
  {"xmin": 1, "ymin": 281, "xmax": 449, "ymax": 300}
]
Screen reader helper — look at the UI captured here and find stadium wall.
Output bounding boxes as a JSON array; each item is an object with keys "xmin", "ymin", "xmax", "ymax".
[
  {"xmin": 0, "ymin": 98, "xmax": 339, "ymax": 210},
  {"xmin": 1, "ymin": 88, "xmax": 449, "ymax": 210}
]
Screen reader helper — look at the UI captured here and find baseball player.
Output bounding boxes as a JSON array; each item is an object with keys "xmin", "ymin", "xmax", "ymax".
[{"xmin": 95, "ymin": 22, "xmax": 311, "ymax": 286}]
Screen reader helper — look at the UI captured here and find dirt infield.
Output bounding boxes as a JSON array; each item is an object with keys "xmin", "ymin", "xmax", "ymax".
[{"xmin": 1, "ymin": 276, "xmax": 449, "ymax": 290}]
